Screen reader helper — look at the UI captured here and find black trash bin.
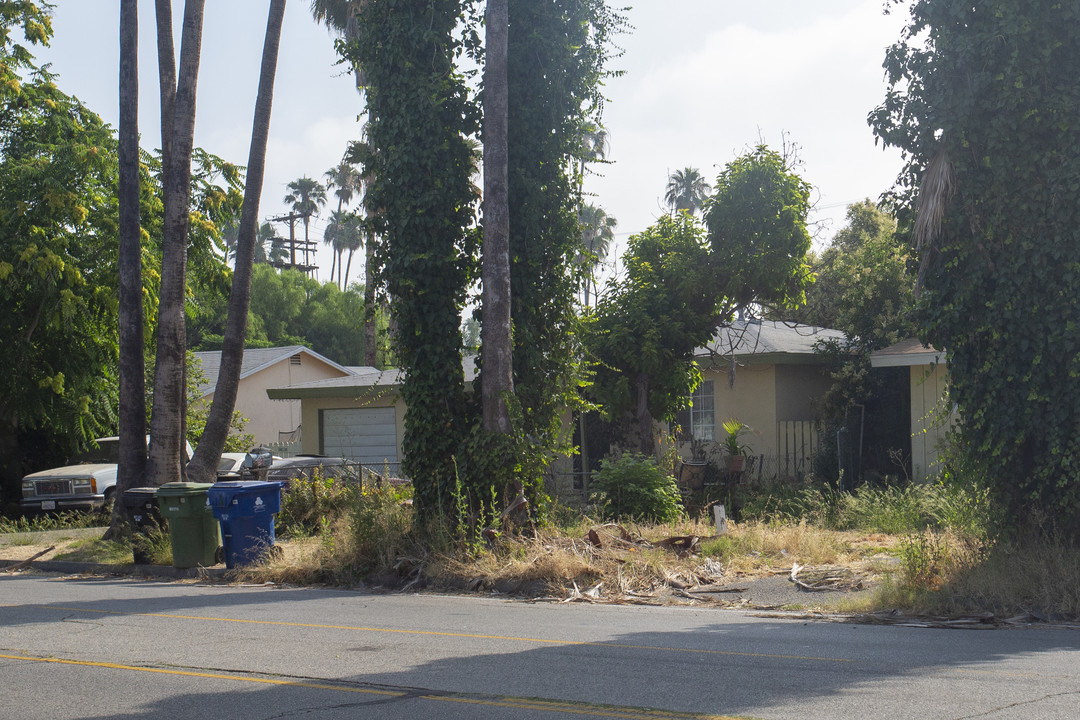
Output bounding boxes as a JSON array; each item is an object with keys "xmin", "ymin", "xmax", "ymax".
[{"xmin": 122, "ymin": 487, "xmax": 164, "ymax": 564}]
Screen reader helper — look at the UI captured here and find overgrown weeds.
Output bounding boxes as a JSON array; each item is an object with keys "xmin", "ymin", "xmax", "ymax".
[
  {"xmin": 740, "ymin": 477, "xmax": 997, "ymax": 538},
  {"xmin": 0, "ymin": 510, "xmax": 105, "ymax": 533}
]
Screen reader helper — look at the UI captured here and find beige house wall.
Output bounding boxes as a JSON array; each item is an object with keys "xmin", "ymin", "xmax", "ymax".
[
  {"xmin": 298, "ymin": 394, "xmax": 406, "ymax": 457},
  {"xmin": 910, "ymin": 363, "xmax": 951, "ymax": 482},
  {"xmin": 774, "ymin": 365, "xmax": 832, "ymax": 421},
  {"xmin": 202, "ymin": 355, "xmax": 350, "ymax": 445},
  {"xmin": 703, "ymin": 364, "xmax": 777, "ymax": 457}
]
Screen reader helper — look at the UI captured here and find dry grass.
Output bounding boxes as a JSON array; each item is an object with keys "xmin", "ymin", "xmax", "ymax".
[
  {"xmin": 5, "ymin": 499, "xmax": 1078, "ymax": 623},
  {"xmin": 873, "ymin": 531, "xmax": 1080, "ymax": 620}
]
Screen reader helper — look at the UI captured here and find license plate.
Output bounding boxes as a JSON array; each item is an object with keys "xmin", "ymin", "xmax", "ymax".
[{"xmin": 40, "ymin": 501, "xmax": 56, "ymax": 510}]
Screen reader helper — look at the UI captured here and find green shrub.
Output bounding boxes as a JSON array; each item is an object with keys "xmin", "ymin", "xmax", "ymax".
[
  {"xmin": 352, "ymin": 483, "xmax": 413, "ymax": 568},
  {"xmin": 589, "ymin": 454, "xmax": 682, "ymax": 523},
  {"xmin": 277, "ymin": 473, "xmax": 362, "ymax": 539}
]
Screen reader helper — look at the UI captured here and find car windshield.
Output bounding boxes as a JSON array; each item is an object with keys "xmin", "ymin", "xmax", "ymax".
[{"xmin": 71, "ymin": 439, "xmax": 120, "ymax": 465}]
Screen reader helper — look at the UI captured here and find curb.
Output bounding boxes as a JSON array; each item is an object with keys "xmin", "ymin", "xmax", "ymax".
[{"xmin": 0, "ymin": 558, "xmax": 229, "ymax": 580}]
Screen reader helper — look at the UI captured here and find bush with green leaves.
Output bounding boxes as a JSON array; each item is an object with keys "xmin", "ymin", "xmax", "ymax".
[
  {"xmin": 589, "ymin": 454, "xmax": 682, "ymax": 523},
  {"xmin": 276, "ymin": 472, "xmax": 361, "ymax": 539}
]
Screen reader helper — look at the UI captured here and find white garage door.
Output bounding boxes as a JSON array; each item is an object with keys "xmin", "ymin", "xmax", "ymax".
[{"xmin": 321, "ymin": 407, "xmax": 398, "ymax": 464}]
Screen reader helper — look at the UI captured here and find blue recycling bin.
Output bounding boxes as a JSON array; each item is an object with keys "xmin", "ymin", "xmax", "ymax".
[{"xmin": 206, "ymin": 481, "xmax": 284, "ymax": 569}]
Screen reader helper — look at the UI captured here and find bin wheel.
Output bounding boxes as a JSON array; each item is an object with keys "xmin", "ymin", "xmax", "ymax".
[{"xmin": 215, "ymin": 546, "xmax": 225, "ymax": 565}]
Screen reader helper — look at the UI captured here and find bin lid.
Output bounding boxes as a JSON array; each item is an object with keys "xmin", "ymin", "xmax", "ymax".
[
  {"xmin": 155, "ymin": 482, "xmax": 214, "ymax": 497},
  {"xmin": 209, "ymin": 480, "xmax": 284, "ymax": 492},
  {"xmin": 123, "ymin": 487, "xmax": 159, "ymax": 497},
  {"xmin": 207, "ymin": 480, "xmax": 283, "ymax": 508}
]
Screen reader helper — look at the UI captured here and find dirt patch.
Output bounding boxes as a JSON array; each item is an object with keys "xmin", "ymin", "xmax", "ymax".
[{"xmin": 0, "ymin": 527, "xmax": 107, "ymax": 562}]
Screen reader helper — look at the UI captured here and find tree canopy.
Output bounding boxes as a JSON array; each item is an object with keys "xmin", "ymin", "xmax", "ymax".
[
  {"xmin": 590, "ymin": 145, "xmax": 813, "ymax": 455},
  {"xmin": 0, "ymin": 5, "xmax": 122, "ymax": 487}
]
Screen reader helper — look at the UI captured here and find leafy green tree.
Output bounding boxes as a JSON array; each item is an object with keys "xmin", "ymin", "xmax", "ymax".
[
  {"xmin": 664, "ymin": 167, "xmax": 710, "ymax": 216},
  {"xmin": 591, "ymin": 146, "xmax": 812, "ymax": 455},
  {"xmin": 780, "ymin": 200, "xmax": 916, "ymax": 480},
  {"xmin": 871, "ymin": 0, "xmax": 1080, "ymax": 529},
  {"xmin": 235, "ymin": 264, "xmax": 369, "ymax": 367},
  {"xmin": 0, "ymin": 4, "xmax": 121, "ymax": 493}
]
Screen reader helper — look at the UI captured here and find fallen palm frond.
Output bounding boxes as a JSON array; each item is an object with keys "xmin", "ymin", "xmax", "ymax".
[{"xmin": 790, "ymin": 561, "xmax": 867, "ymax": 592}]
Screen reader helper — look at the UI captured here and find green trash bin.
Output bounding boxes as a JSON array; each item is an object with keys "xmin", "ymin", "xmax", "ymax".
[{"xmin": 155, "ymin": 482, "xmax": 222, "ymax": 569}]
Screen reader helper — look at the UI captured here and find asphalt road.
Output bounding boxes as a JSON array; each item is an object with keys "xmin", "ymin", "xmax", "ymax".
[{"xmin": 1, "ymin": 573, "xmax": 1078, "ymax": 719}]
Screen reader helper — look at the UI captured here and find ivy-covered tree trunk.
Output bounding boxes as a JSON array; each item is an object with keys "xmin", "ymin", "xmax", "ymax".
[
  {"xmin": 111, "ymin": 0, "xmax": 146, "ymax": 533},
  {"xmin": 871, "ymin": 0, "xmax": 1080, "ymax": 532},
  {"xmin": 186, "ymin": 0, "xmax": 286, "ymax": 484},
  {"xmin": 349, "ymin": 0, "xmax": 479, "ymax": 519},
  {"xmin": 502, "ymin": 0, "xmax": 624, "ymax": 509}
]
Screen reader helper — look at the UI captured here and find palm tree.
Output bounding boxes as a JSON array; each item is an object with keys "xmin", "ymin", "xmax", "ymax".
[
  {"xmin": 664, "ymin": 167, "xmax": 711, "ymax": 216},
  {"xmin": 324, "ymin": 160, "xmax": 362, "ymax": 284},
  {"xmin": 341, "ymin": 213, "xmax": 364, "ymax": 289},
  {"xmin": 481, "ymin": 0, "xmax": 513, "ymax": 434},
  {"xmin": 283, "ymin": 175, "xmax": 327, "ymax": 270},
  {"xmin": 309, "ymin": 1, "xmax": 379, "ymax": 363},
  {"xmin": 578, "ymin": 124, "xmax": 609, "ymax": 192},
  {"xmin": 577, "ymin": 204, "xmax": 616, "ymax": 307},
  {"xmin": 147, "ymin": 0, "xmax": 207, "ymax": 488},
  {"xmin": 257, "ymin": 221, "xmax": 285, "ymax": 265},
  {"xmin": 309, "ymin": 0, "xmax": 365, "ymax": 86},
  {"xmin": 323, "ymin": 209, "xmax": 355, "ymax": 287},
  {"xmin": 184, "ymin": 0, "xmax": 287, "ymax": 484},
  {"xmin": 112, "ymin": 0, "xmax": 146, "ymax": 531}
]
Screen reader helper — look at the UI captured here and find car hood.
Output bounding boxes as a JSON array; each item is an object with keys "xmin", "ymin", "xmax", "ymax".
[{"xmin": 24, "ymin": 463, "xmax": 117, "ymax": 479}]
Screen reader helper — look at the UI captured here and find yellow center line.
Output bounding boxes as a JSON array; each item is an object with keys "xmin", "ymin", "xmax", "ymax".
[
  {"xmin": 14, "ymin": 603, "xmax": 850, "ymax": 663},
  {"xmin": 0, "ymin": 652, "xmax": 747, "ymax": 720}
]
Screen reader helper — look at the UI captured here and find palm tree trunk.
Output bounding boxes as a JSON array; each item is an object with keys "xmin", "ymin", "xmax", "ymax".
[
  {"xmin": 186, "ymin": 0, "xmax": 286, "ymax": 483},
  {"xmin": 480, "ymin": 0, "xmax": 513, "ymax": 434},
  {"xmin": 147, "ymin": 0, "xmax": 205, "ymax": 487},
  {"xmin": 154, "ymin": 0, "xmax": 175, "ymax": 174},
  {"xmin": 111, "ymin": 0, "xmax": 146, "ymax": 534},
  {"xmin": 344, "ymin": 248, "xmax": 354, "ymax": 290}
]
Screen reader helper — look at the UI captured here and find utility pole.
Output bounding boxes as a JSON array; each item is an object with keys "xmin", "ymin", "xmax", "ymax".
[{"xmin": 267, "ymin": 211, "xmax": 317, "ymax": 275}]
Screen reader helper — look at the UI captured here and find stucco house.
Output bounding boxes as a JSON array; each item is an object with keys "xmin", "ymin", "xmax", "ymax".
[
  {"xmin": 265, "ymin": 361, "xmax": 478, "ymax": 473},
  {"xmin": 870, "ymin": 338, "xmax": 951, "ymax": 482},
  {"xmin": 265, "ymin": 321, "xmax": 846, "ymax": 490},
  {"xmin": 672, "ymin": 320, "xmax": 846, "ymax": 480},
  {"xmin": 193, "ymin": 346, "xmax": 353, "ymax": 447}
]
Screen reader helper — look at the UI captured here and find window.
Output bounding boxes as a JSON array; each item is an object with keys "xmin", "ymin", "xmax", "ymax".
[{"xmin": 675, "ymin": 381, "xmax": 715, "ymax": 441}]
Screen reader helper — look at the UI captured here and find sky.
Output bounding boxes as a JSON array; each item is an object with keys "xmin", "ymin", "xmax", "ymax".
[{"xmin": 35, "ymin": 0, "xmax": 908, "ymax": 285}]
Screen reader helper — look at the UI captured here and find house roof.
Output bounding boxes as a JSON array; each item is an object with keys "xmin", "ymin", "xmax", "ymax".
[
  {"xmin": 695, "ymin": 320, "xmax": 847, "ymax": 366},
  {"xmin": 267, "ymin": 358, "xmax": 478, "ymax": 400},
  {"xmin": 870, "ymin": 338, "xmax": 946, "ymax": 368},
  {"xmin": 193, "ymin": 345, "xmax": 353, "ymax": 397}
]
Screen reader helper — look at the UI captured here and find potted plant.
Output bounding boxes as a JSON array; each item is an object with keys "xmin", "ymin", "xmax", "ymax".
[{"xmin": 721, "ymin": 418, "xmax": 752, "ymax": 472}]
